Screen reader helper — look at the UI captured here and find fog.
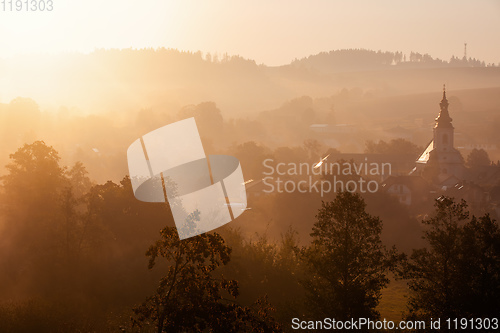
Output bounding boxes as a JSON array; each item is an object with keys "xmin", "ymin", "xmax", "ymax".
[{"xmin": 1, "ymin": 48, "xmax": 499, "ymax": 331}]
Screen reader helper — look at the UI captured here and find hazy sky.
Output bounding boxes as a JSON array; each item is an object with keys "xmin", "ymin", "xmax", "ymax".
[{"xmin": 1, "ymin": 0, "xmax": 499, "ymax": 65}]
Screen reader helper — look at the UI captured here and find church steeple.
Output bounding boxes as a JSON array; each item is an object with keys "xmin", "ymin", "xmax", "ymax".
[
  {"xmin": 415, "ymin": 85, "xmax": 465, "ymax": 183},
  {"xmin": 435, "ymin": 84, "xmax": 453, "ymax": 128}
]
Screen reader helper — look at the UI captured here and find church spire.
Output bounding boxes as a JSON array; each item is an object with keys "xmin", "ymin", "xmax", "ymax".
[{"xmin": 435, "ymin": 84, "xmax": 453, "ymax": 128}]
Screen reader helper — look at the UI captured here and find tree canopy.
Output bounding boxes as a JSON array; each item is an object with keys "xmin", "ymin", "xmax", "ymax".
[
  {"xmin": 302, "ymin": 191, "xmax": 400, "ymax": 321},
  {"xmin": 132, "ymin": 212, "xmax": 282, "ymax": 333},
  {"xmin": 401, "ymin": 197, "xmax": 500, "ymax": 320},
  {"xmin": 466, "ymin": 148, "xmax": 490, "ymax": 168},
  {"xmin": 365, "ymin": 138, "xmax": 422, "ymax": 158}
]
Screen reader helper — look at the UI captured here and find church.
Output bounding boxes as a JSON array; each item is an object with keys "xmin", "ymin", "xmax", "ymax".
[
  {"xmin": 414, "ymin": 86, "xmax": 467, "ymax": 185},
  {"xmin": 384, "ymin": 87, "xmax": 499, "ymax": 213}
]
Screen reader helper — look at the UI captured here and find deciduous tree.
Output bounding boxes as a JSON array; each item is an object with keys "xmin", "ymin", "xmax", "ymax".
[
  {"xmin": 401, "ymin": 197, "xmax": 500, "ymax": 320},
  {"xmin": 132, "ymin": 211, "xmax": 282, "ymax": 332},
  {"xmin": 302, "ymin": 191, "xmax": 400, "ymax": 321}
]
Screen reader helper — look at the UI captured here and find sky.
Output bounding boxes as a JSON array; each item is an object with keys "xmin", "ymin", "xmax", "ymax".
[{"xmin": 0, "ymin": 0, "xmax": 499, "ymax": 66}]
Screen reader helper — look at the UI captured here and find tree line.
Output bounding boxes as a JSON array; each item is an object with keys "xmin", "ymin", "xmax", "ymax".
[{"xmin": 291, "ymin": 48, "xmax": 497, "ymax": 70}]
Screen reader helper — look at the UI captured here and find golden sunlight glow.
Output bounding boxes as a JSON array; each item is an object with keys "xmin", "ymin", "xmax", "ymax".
[{"xmin": 0, "ymin": 0, "xmax": 499, "ymax": 65}]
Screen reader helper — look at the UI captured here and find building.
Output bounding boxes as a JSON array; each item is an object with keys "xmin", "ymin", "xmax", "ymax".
[
  {"xmin": 381, "ymin": 175, "xmax": 432, "ymax": 206},
  {"xmin": 414, "ymin": 86, "xmax": 467, "ymax": 184},
  {"xmin": 383, "ymin": 87, "xmax": 500, "ymax": 215}
]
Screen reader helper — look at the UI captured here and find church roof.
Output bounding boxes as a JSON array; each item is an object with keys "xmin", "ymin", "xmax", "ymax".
[{"xmin": 417, "ymin": 139, "xmax": 434, "ymax": 163}]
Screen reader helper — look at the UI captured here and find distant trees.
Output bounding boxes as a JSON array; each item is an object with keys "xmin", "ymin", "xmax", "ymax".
[
  {"xmin": 289, "ymin": 48, "xmax": 486, "ymax": 71},
  {"xmin": 228, "ymin": 141, "xmax": 273, "ymax": 180},
  {"xmin": 2, "ymin": 140, "xmax": 65, "ymax": 208},
  {"xmin": 290, "ymin": 48, "xmax": 489, "ymax": 72},
  {"xmin": 0, "ymin": 141, "xmax": 93, "ymax": 291},
  {"xmin": 291, "ymin": 49, "xmax": 396, "ymax": 70},
  {"xmin": 301, "ymin": 191, "xmax": 400, "ymax": 320},
  {"xmin": 177, "ymin": 101, "xmax": 225, "ymax": 146},
  {"xmin": 466, "ymin": 148, "xmax": 490, "ymax": 168},
  {"xmin": 0, "ymin": 141, "xmax": 112, "ymax": 330},
  {"xmin": 401, "ymin": 197, "xmax": 500, "ymax": 320},
  {"xmin": 365, "ymin": 138, "xmax": 422, "ymax": 158},
  {"xmin": 0, "ymin": 142, "xmax": 174, "ymax": 330},
  {"xmin": 255, "ymin": 95, "xmax": 319, "ymax": 147},
  {"xmin": 219, "ymin": 227, "xmax": 306, "ymax": 326},
  {"xmin": 450, "ymin": 55, "xmax": 486, "ymax": 67},
  {"xmin": 303, "ymin": 139, "xmax": 323, "ymax": 160}
]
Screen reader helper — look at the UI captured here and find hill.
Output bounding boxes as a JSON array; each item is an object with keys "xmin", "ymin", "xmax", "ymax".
[{"xmin": 1, "ymin": 48, "xmax": 499, "ymax": 117}]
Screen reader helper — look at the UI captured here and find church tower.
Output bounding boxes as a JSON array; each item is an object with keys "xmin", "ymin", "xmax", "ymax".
[
  {"xmin": 415, "ymin": 86, "xmax": 466, "ymax": 184},
  {"xmin": 433, "ymin": 85, "xmax": 454, "ymax": 154}
]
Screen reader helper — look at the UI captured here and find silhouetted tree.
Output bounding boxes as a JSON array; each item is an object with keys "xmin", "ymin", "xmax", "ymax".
[
  {"xmin": 219, "ymin": 227, "xmax": 306, "ymax": 326},
  {"xmin": 401, "ymin": 197, "xmax": 500, "ymax": 321},
  {"xmin": 132, "ymin": 212, "xmax": 282, "ymax": 332},
  {"xmin": 459, "ymin": 214, "xmax": 500, "ymax": 317},
  {"xmin": 302, "ymin": 191, "xmax": 400, "ymax": 321},
  {"xmin": 2, "ymin": 141, "xmax": 65, "ymax": 210},
  {"xmin": 0, "ymin": 141, "xmax": 68, "ymax": 292}
]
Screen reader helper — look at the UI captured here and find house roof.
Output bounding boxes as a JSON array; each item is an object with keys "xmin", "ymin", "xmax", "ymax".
[
  {"xmin": 439, "ymin": 175, "xmax": 462, "ymax": 188},
  {"xmin": 381, "ymin": 175, "xmax": 431, "ymax": 194}
]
